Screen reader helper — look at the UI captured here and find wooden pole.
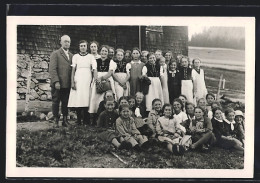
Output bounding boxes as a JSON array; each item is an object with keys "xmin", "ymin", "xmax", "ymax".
[
  {"xmin": 216, "ymin": 74, "xmax": 223, "ymax": 101},
  {"xmin": 24, "ymin": 60, "xmax": 33, "ymax": 113},
  {"xmin": 110, "ymin": 151, "xmax": 128, "ymax": 165},
  {"xmin": 139, "ymin": 26, "xmax": 141, "ymax": 51}
]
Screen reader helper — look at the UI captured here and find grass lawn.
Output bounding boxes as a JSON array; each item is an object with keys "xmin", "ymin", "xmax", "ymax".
[{"xmin": 16, "ymin": 123, "xmax": 244, "ymax": 169}]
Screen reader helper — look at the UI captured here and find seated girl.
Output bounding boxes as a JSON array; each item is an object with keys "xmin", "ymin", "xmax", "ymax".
[
  {"xmin": 115, "ymin": 104, "xmax": 149, "ymax": 151},
  {"xmin": 178, "ymin": 94, "xmax": 187, "ymax": 113},
  {"xmin": 116, "ymin": 96, "xmax": 129, "ymax": 114},
  {"xmin": 182, "ymin": 102, "xmax": 195, "ymax": 134},
  {"xmin": 234, "ymin": 110, "xmax": 245, "ymax": 146},
  {"xmin": 147, "ymin": 99, "xmax": 163, "ymax": 138},
  {"xmin": 156, "ymin": 104, "xmax": 186, "ymax": 155},
  {"xmin": 97, "ymin": 98, "xmax": 132, "ymax": 150},
  {"xmin": 206, "ymin": 93, "xmax": 216, "ymax": 112},
  {"xmin": 172, "ymin": 98, "xmax": 188, "ymax": 133},
  {"xmin": 189, "ymin": 107, "xmax": 216, "ymax": 151},
  {"xmin": 135, "ymin": 92, "xmax": 147, "ymax": 118},
  {"xmin": 212, "ymin": 108, "xmax": 244, "ymax": 154},
  {"xmin": 97, "ymin": 90, "xmax": 118, "ymax": 116}
]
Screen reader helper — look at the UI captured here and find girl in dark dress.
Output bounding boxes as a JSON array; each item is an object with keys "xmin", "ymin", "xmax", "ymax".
[{"xmin": 168, "ymin": 60, "xmax": 181, "ymax": 104}]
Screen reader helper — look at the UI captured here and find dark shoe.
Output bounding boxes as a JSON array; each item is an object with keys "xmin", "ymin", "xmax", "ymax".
[
  {"xmin": 172, "ymin": 144, "xmax": 185, "ymax": 156},
  {"xmin": 118, "ymin": 141, "xmax": 131, "ymax": 150},
  {"xmin": 54, "ymin": 117, "xmax": 59, "ymax": 127},
  {"xmin": 141, "ymin": 141, "xmax": 150, "ymax": 149},
  {"xmin": 133, "ymin": 145, "xmax": 142, "ymax": 152},
  {"xmin": 62, "ymin": 116, "xmax": 70, "ymax": 127},
  {"xmin": 200, "ymin": 144, "xmax": 210, "ymax": 153}
]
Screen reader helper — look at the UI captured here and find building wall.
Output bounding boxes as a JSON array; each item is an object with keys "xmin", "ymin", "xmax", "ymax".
[{"xmin": 16, "ymin": 25, "xmax": 188, "ymax": 102}]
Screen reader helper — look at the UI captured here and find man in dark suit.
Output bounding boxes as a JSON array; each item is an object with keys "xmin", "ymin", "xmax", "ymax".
[{"xmin": 49, "ymin": 35, "xmax": 73, "ymax": 127}]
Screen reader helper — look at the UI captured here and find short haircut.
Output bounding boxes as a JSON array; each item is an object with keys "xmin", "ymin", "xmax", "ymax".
[
  {"xmin": 103, "ymin": 90, "xmax": 115, "ymax": 100},
  {"xmin": 141, "ymin": 50, "xmax": 149, "ymax": 55},
  {"xmin": 132, "ymin": 47, "xmax": 141, "ymax": 55},
  {"xmin": 225, "ymin": 108, "xmax": 235, "ymax": 116},
  {"xmin": 181, "ymin": 56, "xmax": 189, "ymax": 62},
  {"xmin": 60, "ymin": 35, "xmax": 70, "ymax": 41},
  {"xmin": 119, "ymin": 103, "xmax": 130, "ymax": 113},
  {"xmin": 192, "ymin": 58, "xmax": 202, "ymax": 64},
  {"xmin": 104, "ymin": 97, "xmax": 115, "ymax": 104},
  {"xmin": 179, "ymin": 94, "xmax": 187, "ymax": 100},
  {"xmin": 206, "ymin": 93, "xmax": 215, "ymax": 100},
  {"xmin": 90, "ymin": 41, "xmax": 99, "ymax": 48},
  {"xmin": 116, "ymin": 48, "xmax": 125, "ymax": 54},
  {"xmin": 128, "ymin": 95, "xmax": 135, "ymax": 102},
  {"xmin": 118, "ymin": 96, "xmax": 129, "ymax": 104},
  {"xmin": 135, "ymin": 92, "xmax": 144, "ymax": 98},
  {"xmin": 148, "ymin": 52, "xmax": 155, "ymax": 59},
  {"xmin": 194, "ymin": 106, "xmax": 205, "ymax": 114},
  {"xmin": 212, "ymin": 107, "xmax": 223, "ymax": 117},
  {"xmin": 152, "ymin": 98, "xmax": 162, "ymax": 107},
  {"xmin": 185, "ymin": 102, "xmax": 195, "ymax": 111},
  {"xmin": 79, "ymin": 40, "xmax": 88, "ymax": 45},
  {"xmin": 172, "ymin": 98, "xmax": 184, "ymax": 111},
  {"xmin": 100, "ymin": 45, "xmax": 110, "ymax": 52},
  {"xmin": 125, "ymin": 50, "xmax": 132, "ymax": 55}
]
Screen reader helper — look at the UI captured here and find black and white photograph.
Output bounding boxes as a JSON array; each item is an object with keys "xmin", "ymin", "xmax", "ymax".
[{"xmin": 6, "ymin": 16, "xmax": 254, "ymax": 178}]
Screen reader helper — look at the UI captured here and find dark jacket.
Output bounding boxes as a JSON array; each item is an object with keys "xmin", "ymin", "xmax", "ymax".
[{"xmin": 49, "ymin": 48, "xmax": 73, "ymax": 88}]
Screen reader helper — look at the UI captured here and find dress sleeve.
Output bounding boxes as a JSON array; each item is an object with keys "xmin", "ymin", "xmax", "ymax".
[
  {"xmin": 109, "ymin": 60, "xmax": 117, "ymax": 71},
  {"xmin": 126, "ymin": 63, "xmax": 131, "ymax": 74},
  {"xmin": 182, "ymin": 112, "xmax": 188, "ymax": 121},
  {"xmin": 71, "ymin": 54, "xmax": 77, "ymax": 67},
  {"xmin": 142, "ymin": 66, "xmax": 147, "ymax": 75},
  {"xmin": 91, "ymin": 55, "xmax": 97, "ymax": 70}
]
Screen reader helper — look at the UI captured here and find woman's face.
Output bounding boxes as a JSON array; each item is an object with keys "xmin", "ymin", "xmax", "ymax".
[
  {"xmin": 148, "ymin": 55, "xmax": 156, "ymax": 65},
  {"xmin": 116, "ymin": 51, "xmax": 124, "ymax": 62},
  {"xmin": 120, "ymin": 107, "xmax": 130, "ymax": 119},
  {"xmin": 226, "ymin": 112, "xmax": 235, "ymax": 121},
  {"xmin": 207, "ymin": 95, "xmax": 215, "ymax": 105},
  {"xmin": 181, "ymin": 58, "xmax": 189, "ymax": 67},
  {"xmin": 128, "ymin": 99, "xmax": 135, "ymax": 109},
  {"xmin": 79, "ymin": 42, "xmax": 87, "ymax": 53},
  {"xmin": 125, "ymin": 52, "xmax": 131, "ymax": 62},
  {"xmin": 100, "ymin": 47, "xmax": 109, "ymax": 58},
  {"xmin": 108, "ymin": 48, "xmax": 115, "ymax": 59},
  {"xmin": 169, "ymin": 62, "xmax": 177, "ymax": 71},
  {"xmin": 195, "ymin": 108, "xmax": 204, "ymax": 120},
  {"xmin": 155, "ymin": 51, "xmax": 162, "ymax": 60},
  {"xmin": 214, "ymin": 110, "xmax": 223, "ymax": 120},
  {"xmin": 198, "ymin": 99, "xmax": 206, "ymax": 109},
  {"xmin": 164, "ymin": 106, "xmax": 172, "ymax": 118},
  {"xmin": 141, "ymin": 52, "xmax": 148, "ymax": 63},
  {"xmin": 165, "ymin": 53, "xmax": 172, "ymax": 61},
  {"xmin": 153, "ymin": 101, "xmax": 162, "ymax": 112},
  {"xmin": 186, "ymin": 104, "xmax": 195, "ymax": 116},
  {"xmin": 136, "ymin": 95, "xmax": 143, "ymax": 104},
  {"xmin": 179, "ymin": 96, "xmax": 186, "ymax": 105},
  {"xmin": 173, "ymin": 101, "xmax": 182, "ymax": 113},
  {"xmin": 159, "ymin": 59, "xmax": 165, "ymax": 66},
  {"xmin": 193, "ymin": 59, "xmax": 201, "ymax": 68},
  {"xmin": 132, "ymin": 50, "xmax": 140, "ymax": 60},
  {"xmin": 90, "ymin": 43, "xmax": 98, "ymax": 54}
]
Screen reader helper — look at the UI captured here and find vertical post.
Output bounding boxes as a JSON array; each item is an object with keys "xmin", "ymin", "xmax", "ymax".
[
  {"xmin": 139, "ymin": 26, "xmax": 141, "ymax": 51},
  {"xmin": 24, "ymin": 59, "xmax": 33, "ymax": 113},
  {"xmin": 216, "ymin": 74, "xmax": 223, "ymax": 101}
]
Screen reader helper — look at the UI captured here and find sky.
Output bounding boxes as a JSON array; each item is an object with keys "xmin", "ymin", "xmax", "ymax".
[{"xmin": 188, "ymin": 26, "xmax": 209, "ymax": 40}]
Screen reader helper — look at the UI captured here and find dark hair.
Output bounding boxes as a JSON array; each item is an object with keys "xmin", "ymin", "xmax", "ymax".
[
  {"xmin": 99, "ymin": 45, "xmax": 110, "ymax": 52},
  {"xmin": 172, "ymin": 98, "xmax": 184, "ymax": 111},
  {"xmin": 211, "ymin": 101, "xmax": 222, "ymax": 110},
  {"xmin": 147, "ymin": 52, "xmax": 155, "ymax": 59},
  {"xmin": 119, "ymin": 103, "xmax": 130, "ymax": 113},
  {"xmin": 132, "ymin": 47, "xmax": 141, "ymax": 55},
  {"xmin": 192, "ymin": 58, "xmax": 202, "ymax": 64},
  {"xmin": 90, "ymin": 41, "xmax": 99, "ymax": 48},
  {"xmin": 109, "ymin": 46, "xmax": 115, "ymax": 52},
  {"xmin": 127, "ymin": 95, "xmax": 135, "ymax": 102},
  {"xmin": 179, "ymin": 94, "xmax": 187, "ymax": 100},
  {"xmin": 125, "ymin": 50, "xmax": 132, "ymax": 55},
  {"xmin": 152, "ymin": 98, "xmax": 162, "ymax": 107},
  {"xmin": 168, "ymin": 60, "xmax": 178, "ymax": 67},
  {"xmin": 118, "ymin": 96, "xmax": 129, "ymax": 105},
  {"xmin": 104, "ymin": 97, "xmax": 115, "ymax": 104},
  {"xmin": 212, "ymin": 107, "xmax": 223, "ymax": 117},
  {"xmin": 79, "ymin": 40, "xmax": 88, "ymax": 46},
  {"xmin": 225, "ymin": 108, "xmax": 235, "ymax": 117},
  {"xmin": 162, "ymin": 103, "xmax": 173, "ymax": 119},
  {"xmin": 116, "ymin": 48, "xmax": 125, "ymax": 55},
  {"xmin": 103, "ymin": 90, "xmax": 115, "ymax": 100},
  {"xmin": 185, "ymin": 102, "xmax": 195, "ymax": 111},
  {"xmin": 165, "ymin": 51, "xmax": 173, "ymax": 58},
  {"xmin": 206, "ymin": 93, "xmax": 215, "ymax": 100},
  {"xmin": 194, "ymin": 106, "xmax": 205, "ymax": 115}
]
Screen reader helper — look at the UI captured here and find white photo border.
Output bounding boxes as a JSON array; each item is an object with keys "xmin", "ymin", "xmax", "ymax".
[{"xmin": 6, "ymin": 16, "xmax": 255, "ymax": 178}]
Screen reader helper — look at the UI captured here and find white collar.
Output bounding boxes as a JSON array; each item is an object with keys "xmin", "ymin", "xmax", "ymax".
[
  {"xmin": 214, "ymin": 117, "xmax": 223, "ymax": 122},
  {"xmin": 131, "ymin": 60, "xmax": 141, "ymax": 64},
  {"xmin": 169, "ymin": 70, "xmax": 177, "ymax": 74},
  {"xmin": 224, "ymin": 119, "xmax": 236, "ymax": 130},
  {"xmin": 62, "ymin": 47, "xmax": 69, "ymax": 54}
]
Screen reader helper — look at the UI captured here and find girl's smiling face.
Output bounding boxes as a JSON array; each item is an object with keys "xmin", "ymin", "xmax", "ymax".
[
  {"xmin": 116, "ymin": 51, "xmax": 124, "ymax": 62},
  {"xmin": 128, "ymin": 99, "xmax": 135, "ymax": 109},
  {"xmin": 235, "ymin": 116, "xmax": 243, "ymax": 123},
  {"xmin": 153, "ymin": 101, "xmax": 162, "ymax": 112},
  {"xmin": 132, "ymin": 50, "xmax": 140, "ymax": 60},
  {"xmin": 179, "ymin": 96, "xmax": 186, "ymax": 106},
  {"xmin": 214, "ymin": 109, "xmax": 223, "ymax": 120},
  {"xmin": 90, "ymin": 43, "xmax": 98, "ymax": 54},
  {"xmin": 173, "ymin": 101, "xmax": 182, "ymax": 113},
  {"xmin": 155, "ymin": 51, "xmax": 162, "ymax": 60},
  {"xmin": 100, "ymin": 47, "xmax": 109, "ymax": 58},
  {"xmin": 136, "ymin": 95, "xmax": 143, "ymax": 104},
  {"xmin": 119, "ymin": 99, "xmax": 128, "ymax": 106},
  {"xmin": 165, "ymin": 52, "xmax": 172, "ymax": 61},
  {"xmin": 226, "ymin": 112, "xmax": 235, "ymax": 122},
  {"xmin": 105, "ymin": 92, "xmax": 114, "ymax": 100},
  {"xmin": 108, "ymin": 48, "xmax": 115, "ymax": 59},
  {"xmin": 105, "ymin": 101, "xmax": 115, "ymax": 112},
  {"xmin": 120, "ymin": 107, "xmax": 130, "ymax": 119},
  {"xmin": 141, "ymin": 52, "xmax": 148, "ymax": 63},
  {"xmin": 164, "ymin": 106, "xmax": 172, "ymax": 118},
  {"xmin": 79, "ymin": 42, "xmax": 88, "ymax": 53},
  {"xmin": 207, "ymin": 95, "xmax": 215, "ymax": 105},
  {"xmin": 148, "ymin": 55, "xmax": 156, "ymax": 65},
  {"xmin": 195, "ymin": 108, "xmax": 204, "ymax": 120},
  {"xmin": 169, "ymin": 62, "xmax": 177, "ymax": 71}
]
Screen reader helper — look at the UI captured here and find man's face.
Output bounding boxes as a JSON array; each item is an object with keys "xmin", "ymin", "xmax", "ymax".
[{"xmin": 60, "ymin": 36, "xmax": 71, "ymax": 50}]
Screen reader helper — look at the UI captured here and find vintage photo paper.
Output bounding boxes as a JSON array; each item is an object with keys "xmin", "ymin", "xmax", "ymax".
[{"xmin": 6, "ymin": 16, "xmax": 255, "ymax": 178}]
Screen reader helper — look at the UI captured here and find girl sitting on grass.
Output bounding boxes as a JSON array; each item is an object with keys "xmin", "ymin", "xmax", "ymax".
[
  {"xmin": 97, "ymin": 90, "xmax": 118, "ymax": 116},
  {"xmin": 97, "ymin": 98, "xmax": 132, "ymax": 150},
  {"xmin": 135, "ymin": 92, "xmax": 147, "ymax": 118},
  {"xmin": 212, "ymin": 108, "xmax": 244, "ymax": 154},
  {"xmin": 156, "ymin": 104, "xmax": 186, "ymax": 155},
  {"xmin": 115, "ymin": 104, "xmax": 149, "ymax": 151},
  {"xmin": 147, "ymin": 98, "xmax": 163, "ymax": 138}
]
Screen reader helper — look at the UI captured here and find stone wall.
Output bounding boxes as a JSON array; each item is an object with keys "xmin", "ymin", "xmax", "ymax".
[{"xmin": 17, "ymin": 54, "xmax": 51, "ymax": 101}]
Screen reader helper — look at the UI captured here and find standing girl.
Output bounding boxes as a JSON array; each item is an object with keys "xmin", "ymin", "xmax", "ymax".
[
  {"xmin": 124, "ymin": 50, "xmax": 132, "ymax": 63},
  {"xmin": 156, "ymin": 104, "xmax": 186, "ymax": 155},
  {"xmin": 179, "ymin": 56, "xmax": 193, "ymax": 103},
  {"xmin": 168, "ymin": 60, "xmax": 181, "ymax": 104},
  {"xmin": 89, "ymin": 45, "xmax": 117, "ymax": 116},
  {"xmin": 164, "ymin": 51, "xmax": 173, "ymax": 65},
  {"xmin": 192, "ymin": 58, "xmax": 207, "ymax": 105},
  {"xmin": 172, "ymin": 98, "xmax": 188, "ymax": 133},
  {"xmin": 126, "ymin": 47, "xmax": 146, "ymax": 96},
  {"xmin": 147, "ymin": 99, "xmax": 162, "ymax": 138},
  {"xmin": 159, "ymin": 57, "xmax": 170, "ymax": 104},
  {"xmin": 113, "ymin": 48, "xmax": 130, "ymax": 99},
  {"xmin": 143, "ymin": 52, "xmax": 164, "ymax": 112},
  {"xmin": 90, "ymin": 41, "xmax": 101, "ymax": 59},
  {"xmin": 108, "ymin": 46, "xmax": 115, "ymax": 60},
  {"xmin": 68, "ymin": 40, "xmax": 96, "ymax": 125}
]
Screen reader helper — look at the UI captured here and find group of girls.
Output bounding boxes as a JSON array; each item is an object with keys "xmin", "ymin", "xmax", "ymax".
[{"xmin": 67, "ymin": 39, "xmax": 245, "ymax": 155}]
